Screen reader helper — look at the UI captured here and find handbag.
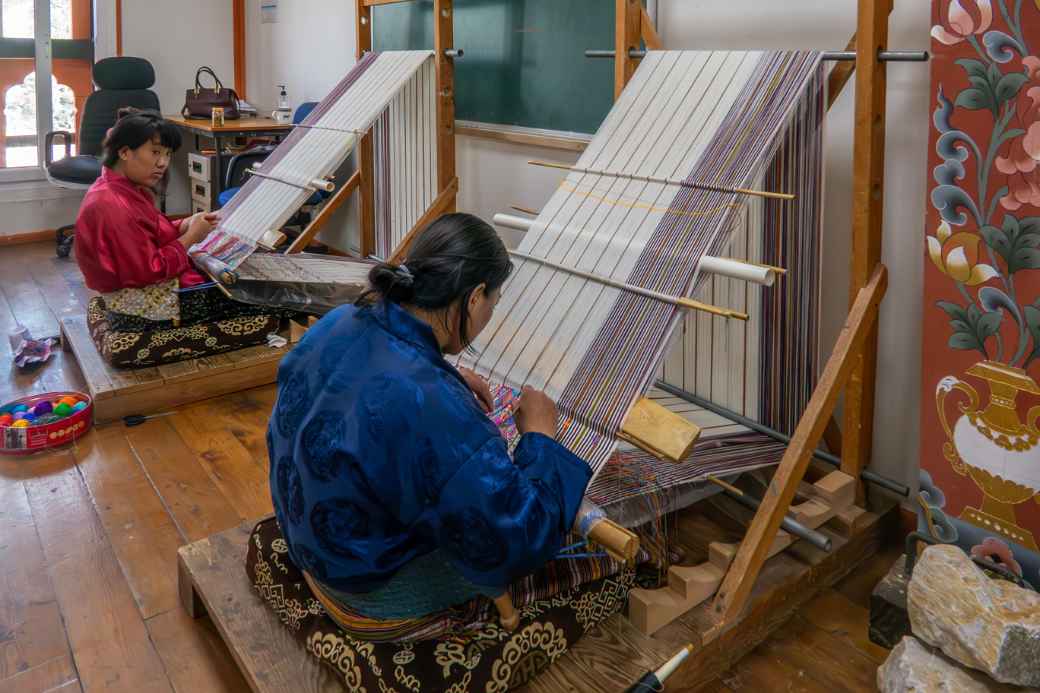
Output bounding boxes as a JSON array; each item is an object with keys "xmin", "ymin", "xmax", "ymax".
[{"xmin": 182, "ymin": 67, "xmax": 241, "ymax": 120}]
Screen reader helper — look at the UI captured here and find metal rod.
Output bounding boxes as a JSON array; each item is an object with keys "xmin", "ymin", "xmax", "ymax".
[
  {"xmin": 585, "ymin": 49, "xmax": 929, "ymax": 62},
  {"xmin": 707, "ymin": 476, "xmax": 832, "ymax": 551},
  {"xmin": 508, "ymin": 249, "xmax": 749, "ymax": 320},
  {"xmin": 444, "ymin": 48, "xmax": 464, "ymax": 58},
  {"xmin": 293, "ymin": 123, "xmax": 367, "ymax": 137},
  {"xmin": 654, "ymin": 380, "xmax": 910, "ymax": 497},
  {"xmin": 246, "ymin": 167, "xmax": 334, "ymax": 193},
  {"xmin": 529, "ymin": 159, "xmax": 794, "ymax": 201}
]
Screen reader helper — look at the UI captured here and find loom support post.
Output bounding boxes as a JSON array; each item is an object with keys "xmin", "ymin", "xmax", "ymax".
[{"xmin": 654, "ymin": 380, "xmax": 910, "ymax": 498}]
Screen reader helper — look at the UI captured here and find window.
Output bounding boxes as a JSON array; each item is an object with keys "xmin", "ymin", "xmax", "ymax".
[{"xmin": 0, "ymin": 0, "xmax": 93, "ymax": 176}]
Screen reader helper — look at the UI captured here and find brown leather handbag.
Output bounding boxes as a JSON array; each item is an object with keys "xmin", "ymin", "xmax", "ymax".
[{"xmin": 181, "ymin": 67, "xmax": 241, "ymax": 120}]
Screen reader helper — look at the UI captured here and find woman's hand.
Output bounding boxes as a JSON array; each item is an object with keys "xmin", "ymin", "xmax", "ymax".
[
  {"xmin": 178, "ymin": 212, "xmax": 219, "ymax": 249},
  {"xmin": 458, "ymin": 366, "xmax": 494, "ymax": 413},
  {"xmin": 515, "ymin": 386, "xmax": 558, "ymax": 439}
]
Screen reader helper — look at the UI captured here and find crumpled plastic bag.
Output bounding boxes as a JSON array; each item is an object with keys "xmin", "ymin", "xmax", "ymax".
[{"xmin": 11, "ymin": 328, "xmax": 57, "ymax": 369}]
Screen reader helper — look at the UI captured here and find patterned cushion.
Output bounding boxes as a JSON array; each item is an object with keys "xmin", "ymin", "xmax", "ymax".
[
  {"xmin": 246, "ymin": 517, "xmax": 635, "ymax": 693},
  {"xmin": 87, "ymin": 295, "xmax": 280, "ymax": 369}
]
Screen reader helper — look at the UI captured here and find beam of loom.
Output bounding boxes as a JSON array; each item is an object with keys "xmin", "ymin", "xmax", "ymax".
[
  {"xmin": 459, "ymin": 50, "xmax": 826, "ymax": 486},
  {"xmin": 189, "ymin": 50, "xmax": 437, "ymax": 275}
]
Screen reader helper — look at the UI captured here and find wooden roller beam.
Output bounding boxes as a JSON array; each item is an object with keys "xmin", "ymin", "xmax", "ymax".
[{"xmin": 619, "ymin": 397, "xmax": 701, "ymax": 463}]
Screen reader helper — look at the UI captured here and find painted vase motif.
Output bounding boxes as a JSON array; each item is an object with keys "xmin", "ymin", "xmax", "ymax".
[{"xmin": 937, "ymin": 361, "xmax": 1040, "ymax": 550}]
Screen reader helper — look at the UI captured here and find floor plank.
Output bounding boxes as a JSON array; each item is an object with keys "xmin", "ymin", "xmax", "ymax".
[
  {"xmin": 0, "ymin": 654, "xmax": 80, "ymax": 693},
  {"xmin": 146, "ymin": 609, "xmax": 250, "ymax": 693},
  {"xmin": 124, "ymin": 419, "xmax": 241, "ymax": 543},
  {"xmin": 73, "ymin": 427, "xmax": 186, "ymax": 618},
  {"xmin": 0, "ymin": 478, "xmax": 70, "ymax": 682},
  {"xmin": 169, "ymin": 413, "xmax": 273, "ymax": 522},
  {"xmin": 23, "ymin": 453, "xmax": 173, "ymax": 693}
]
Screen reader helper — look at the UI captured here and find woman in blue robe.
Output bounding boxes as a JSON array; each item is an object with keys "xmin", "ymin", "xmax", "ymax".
[{"xmin": 267, "ymin": 213, "xmax": 593, "ymax": 626}]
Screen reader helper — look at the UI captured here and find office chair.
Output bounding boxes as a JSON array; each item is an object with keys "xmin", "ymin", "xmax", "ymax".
[{"xmin": 45, "ymin": 57, "xmax": 160, "ymax": 258}]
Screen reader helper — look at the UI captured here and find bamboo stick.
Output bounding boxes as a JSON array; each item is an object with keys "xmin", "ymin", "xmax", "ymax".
[
  {"xmin": 508, "ymin": 250, "xmax": 749, "ymax": 320},
  {"xmin": 528, "ymin": 159, "xmax": 795, "ymax": 201}
]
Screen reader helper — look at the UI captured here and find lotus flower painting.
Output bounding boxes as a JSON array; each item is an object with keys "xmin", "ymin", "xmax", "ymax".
[{"xmin": 924, "ymin": 0, "xmax": 1040, "ymax": 582}]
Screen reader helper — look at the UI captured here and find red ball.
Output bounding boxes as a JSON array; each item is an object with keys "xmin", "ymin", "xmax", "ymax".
[{"xmin": 0, "ymin": 414, "xmax": 12, "ymax": 426}]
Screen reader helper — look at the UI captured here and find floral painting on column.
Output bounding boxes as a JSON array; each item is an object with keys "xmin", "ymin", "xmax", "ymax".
[{"xmin": 924, "ymin": 0, "xmax": 1040, "ymax": 584}]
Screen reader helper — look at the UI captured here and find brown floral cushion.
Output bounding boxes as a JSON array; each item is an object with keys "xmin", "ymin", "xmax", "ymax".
[
  {"xmin": 87, "ymin": 295, "xmax": 281, "ymax": 369},
  {"xmin": 246, "ymin": 517, "xmax": 635, "ymax": 692}
]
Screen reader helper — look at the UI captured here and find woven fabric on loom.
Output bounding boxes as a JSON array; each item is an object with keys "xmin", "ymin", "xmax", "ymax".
[
  {"xmin": 461, "ymin": 51, "xmax": 825, "ymax": 480},
  {"xmin": 190, "ymin": 50, "xmax": 437, "ymax": 271}
]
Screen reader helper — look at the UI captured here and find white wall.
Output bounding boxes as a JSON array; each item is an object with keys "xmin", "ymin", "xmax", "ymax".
[
  {"xmin": 122, "ymin": 0, "xmax": 235, "ymax": 214},
  {"xmin": 246, "ymin": 0, "xmax": 927, "ymax": 489}
]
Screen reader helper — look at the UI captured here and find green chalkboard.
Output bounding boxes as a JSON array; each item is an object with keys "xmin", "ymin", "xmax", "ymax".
[{"xmin": 372, "ymin": 1, "xmax": 615, "ymax": 135}]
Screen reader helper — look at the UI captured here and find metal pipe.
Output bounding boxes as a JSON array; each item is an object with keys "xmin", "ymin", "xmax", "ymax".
[
  {"xmin": 654, "ymin": 380, "xmax": 910, "ymax": 497},
  {"xmin": 585, "ymin": 49, "xmax": 929, "ymax": 62},
  {"xmin": 444, "ymin": 48, "xmax": 464, "ymax": 58},
  {"xmin": 708, "ymin": 476, "xmax": 832, "ymax": 551}
]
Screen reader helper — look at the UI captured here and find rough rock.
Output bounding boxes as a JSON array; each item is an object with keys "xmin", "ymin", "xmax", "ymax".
[
  {"xmin": 877, "ymin": 636, "xmax": 1034, "ymax": 692},
  {"xmin": 908, "ymin": 544, "xmax": 1040, "ymax": 687}
]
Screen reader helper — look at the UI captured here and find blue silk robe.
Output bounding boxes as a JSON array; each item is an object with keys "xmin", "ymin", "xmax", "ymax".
[{"xmin": 267, "ymin": 301, "xmax": 592, "ymax": 598}]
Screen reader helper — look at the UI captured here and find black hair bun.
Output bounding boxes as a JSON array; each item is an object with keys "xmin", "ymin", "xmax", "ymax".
[{"xmin": 368, "ymin": 262, "xmax": 416, "ymax": 303}]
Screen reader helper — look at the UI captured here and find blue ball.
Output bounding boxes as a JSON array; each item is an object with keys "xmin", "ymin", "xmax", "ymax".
[
  {"xmin": 11, "ymin": 404, "xmax": 28, "ymax": 414},
  {"xmin": 22, "ymin": 412, "xmax": 36, "ymax": 422},
  {"xmin": 72, "ymin": 401, "xmax": 88, "ymax": 412}
]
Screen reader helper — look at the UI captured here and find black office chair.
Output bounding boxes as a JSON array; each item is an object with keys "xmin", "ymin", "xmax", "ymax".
[{"xmin": 45, "ymin": 57, "xmax": 161, "ymax": 257}]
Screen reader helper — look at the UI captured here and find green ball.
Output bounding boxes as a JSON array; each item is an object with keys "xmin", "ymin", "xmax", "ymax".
[{"xmin": 53, "ymin": 402, "xmax": 73, "ymax": 417}]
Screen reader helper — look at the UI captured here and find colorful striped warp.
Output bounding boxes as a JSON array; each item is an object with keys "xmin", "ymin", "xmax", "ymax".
[
  {"xmin": 462, "ymin": 51, "xmax": 825, "ymax": 489},
  {"xmin": 189, "ymin": 51, "xmax": 437, "ymax": 273}
]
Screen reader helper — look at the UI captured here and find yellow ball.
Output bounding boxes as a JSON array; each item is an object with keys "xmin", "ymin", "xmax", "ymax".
[{"xmin": 12, "ymin": 419, "xmax": 29, "ymax": 428}]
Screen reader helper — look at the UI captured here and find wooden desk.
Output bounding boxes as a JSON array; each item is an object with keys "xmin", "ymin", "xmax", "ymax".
[{"xmin": 165, "ymin": 115, "xmax": 294, "ymax": 195}]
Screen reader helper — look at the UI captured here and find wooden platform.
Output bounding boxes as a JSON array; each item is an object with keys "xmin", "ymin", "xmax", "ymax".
[
  {"xmin": 60, "ymin": 315, "xmax": 288, "ymax": 423},
  {"xmin": 178, "ymin": 501, "xmax": 895, "ymax": 693}
]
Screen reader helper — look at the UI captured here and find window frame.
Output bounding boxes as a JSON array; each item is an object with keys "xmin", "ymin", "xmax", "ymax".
[{"xmin": 0, "ymin": 0, "xmax": 94, "ymax": 184}]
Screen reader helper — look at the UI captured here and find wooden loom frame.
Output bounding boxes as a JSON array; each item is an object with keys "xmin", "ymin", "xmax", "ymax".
[
  {"xmin": 609, "ymin": 0, "xmax": 894, "ymax": 643},
  {"xmin": 283, "ymin": 0, "xmax": 460, "ymax": 260}
]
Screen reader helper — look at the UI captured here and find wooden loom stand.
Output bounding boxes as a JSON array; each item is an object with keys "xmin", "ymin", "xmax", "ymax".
[
  {"xmin": 286, "ymin": 0, "xmax": 459, "ymax": 257},
  {"xmin": 613, "ymin": 0, "xmax": 892, "ymax": 639}
]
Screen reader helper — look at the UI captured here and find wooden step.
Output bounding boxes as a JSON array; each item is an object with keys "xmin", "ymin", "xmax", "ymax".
[{"xmin": 60, "ymin": 315, "xmax": 287, "ymax": 424}]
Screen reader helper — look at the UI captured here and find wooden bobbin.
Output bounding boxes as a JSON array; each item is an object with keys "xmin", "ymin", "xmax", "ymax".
[{"xmin": 493, "ymin": 593, "xmax": 519, "ymax": 632}]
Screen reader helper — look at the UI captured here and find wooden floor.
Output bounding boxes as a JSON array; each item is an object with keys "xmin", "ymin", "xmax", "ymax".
[{"xmin": 0, "ymin": 241, "xmax": 896, "ymax": 693}]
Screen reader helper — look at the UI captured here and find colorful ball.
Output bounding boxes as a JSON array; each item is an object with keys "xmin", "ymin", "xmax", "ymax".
[
  {"xmin": 12, "ymin": 411, "xmax": 26, "ymax": 421},
  {"xmin": 12, "ymin": 419, "xmax": 29, "ymax": 428},
  {"xmin": 72, "ymin": 401, "xmax": 88, "ymax": 412},
  {"xmin": 11, "ymin": 404, "xmax": 28, "ymax": 414},
  {"xmin": 53, "ymin": 403, "xmax": 73, "ymax": 417},
  {"xmin": 33, "ymin": 401, "xmax": 53, "ymax": 416},
  {"xmin": 0, "ymin": 414, "xmax": 12, "ymax": 426},
  {"xmin": 22, "ymin": 412, "xmax": 36, "ymax": 422},
  {"xmin": 58, "ymin": 396, "xmax": 78, "ymax": 408}
]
